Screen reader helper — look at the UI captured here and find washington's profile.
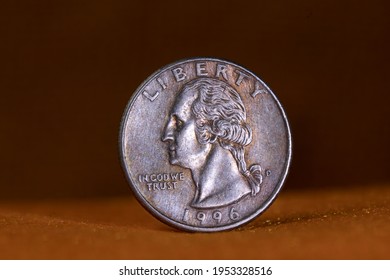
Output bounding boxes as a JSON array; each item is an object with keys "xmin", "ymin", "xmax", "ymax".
[{"xmin": 162, "ymin": 78, "xmax": 263, "ymax": 209}]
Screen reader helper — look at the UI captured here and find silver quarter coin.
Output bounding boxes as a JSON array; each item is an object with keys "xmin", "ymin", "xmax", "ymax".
[{"xmin": 120, "ymin": 58, "xmax": 292, "ymax": 232}]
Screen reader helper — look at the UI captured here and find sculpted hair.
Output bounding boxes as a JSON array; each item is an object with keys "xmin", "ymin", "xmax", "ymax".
[{"xmin": 183, "ymin": 78, "xmax": 262, "ymax": 196}]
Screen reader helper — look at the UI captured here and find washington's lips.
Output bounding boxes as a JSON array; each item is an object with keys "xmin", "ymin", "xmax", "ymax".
[{"xmin": 168, "ymin": 145, "xmax": 176, "ymax": 157}]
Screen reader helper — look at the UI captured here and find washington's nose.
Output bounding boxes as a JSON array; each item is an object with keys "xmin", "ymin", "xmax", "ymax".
[{"xmin": 162, "ymin": 121, "xmax": 174, "ymax": 142}]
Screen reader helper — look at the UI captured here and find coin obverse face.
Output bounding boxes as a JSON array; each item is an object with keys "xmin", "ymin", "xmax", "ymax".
[{"xmin": 120, "ymin": 58, "xmax": 291, "ymax": 232}]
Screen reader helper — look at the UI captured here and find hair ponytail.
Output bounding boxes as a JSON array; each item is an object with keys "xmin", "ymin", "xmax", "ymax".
[
  {"xmin": 222, "ymin": 144, "xmax": 263, "ymax": 196},
  {"xmin": 245, "ymin": 164, "xmax": 262, "ymax": 196}
]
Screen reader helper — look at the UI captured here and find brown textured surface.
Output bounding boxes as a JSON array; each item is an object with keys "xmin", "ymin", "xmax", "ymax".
[{"xmin": 1, "ymin": 185, "xmax": 389, "ymax": 259}]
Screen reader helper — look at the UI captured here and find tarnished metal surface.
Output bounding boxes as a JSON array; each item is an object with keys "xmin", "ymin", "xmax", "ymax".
[{"xmin": 120, "ymin": 58, "xmax": 292, "ymax": 232}]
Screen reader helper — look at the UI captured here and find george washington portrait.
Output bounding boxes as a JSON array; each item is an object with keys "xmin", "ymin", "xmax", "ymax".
[{"xmin": 162, "ymin": 78, "xmax": 263, "ymax": 209}]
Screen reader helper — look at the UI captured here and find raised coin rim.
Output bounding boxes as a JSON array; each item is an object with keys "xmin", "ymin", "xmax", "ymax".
[{"xmin": 119, "ymin": 57, "xmax": 292, "ymax": 232}]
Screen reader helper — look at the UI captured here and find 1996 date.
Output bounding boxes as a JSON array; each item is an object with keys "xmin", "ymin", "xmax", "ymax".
[{"xmin": 212, "ymin": 267, "xmax": 272, "ymax": 276}]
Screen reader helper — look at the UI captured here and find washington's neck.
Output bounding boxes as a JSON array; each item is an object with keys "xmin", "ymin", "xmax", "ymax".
[{"xmin": 191, "ymin": 144, "xmax": 251, "ymax": 209}]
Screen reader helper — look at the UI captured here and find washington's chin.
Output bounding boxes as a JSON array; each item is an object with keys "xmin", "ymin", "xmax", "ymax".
[
  {"xmin": 169, "ymin": 158, "xmax": 186, "ymax": 168},
  {"xmin": 169, "ymin": 157, "xmax": 178, "ymax": 165},
  {"xmin": 168, "ymin": 155, "xmax": 189, "ymax": 169},
  {"xmin": 168, "ymin": 152, "xmax": 179, "ymax": 165}
]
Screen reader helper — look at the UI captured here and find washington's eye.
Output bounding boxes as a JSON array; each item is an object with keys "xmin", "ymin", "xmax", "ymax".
[{"xmin": 174, "ymin": 115, "xmax": 184, "ymax": 131}]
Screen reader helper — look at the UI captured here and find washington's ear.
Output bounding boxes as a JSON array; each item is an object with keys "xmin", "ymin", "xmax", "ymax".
[
  {"xmin": 197, "ymin": 129, "xmax": 217, "ymax": 144},
  {"xmin": 208, "ymin": 134, "xmax": 217, "ymax": 144},
  {"xmin": 194, "ymin": 124, "xmax": 213, "ymax": 145}
]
